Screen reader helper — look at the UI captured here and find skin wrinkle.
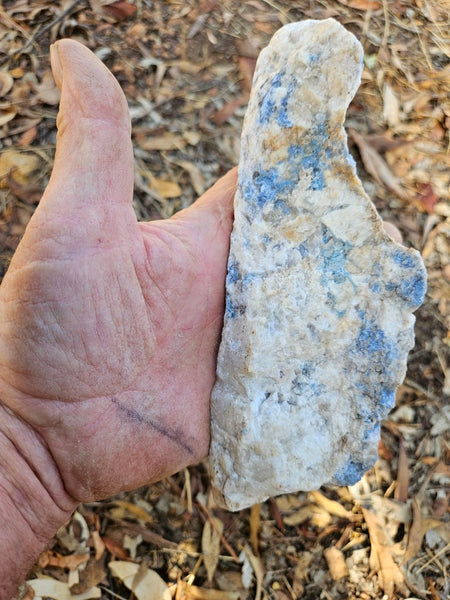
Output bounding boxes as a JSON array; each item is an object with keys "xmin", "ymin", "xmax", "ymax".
[
  {"xmin": 0, "ymin": 409, "xmax": 75, "ymax": 516},
  {"xmin": 110, "ymin": 396, "xmax": 195, "ymax": 457}
]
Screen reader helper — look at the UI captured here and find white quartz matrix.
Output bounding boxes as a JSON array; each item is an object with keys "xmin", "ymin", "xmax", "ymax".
[{"xmin": 209, "ymin": 19, "xmax": 427, "ymax": 511}]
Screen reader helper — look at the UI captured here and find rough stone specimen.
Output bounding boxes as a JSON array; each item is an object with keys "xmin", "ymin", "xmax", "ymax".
[{"xmin": 209, "ymin": 18, "xmax": 427, "ymax": 511}]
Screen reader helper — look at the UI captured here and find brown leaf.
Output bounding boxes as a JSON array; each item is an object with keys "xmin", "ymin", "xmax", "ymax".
[
  {"xmin": 337, "ymin": 0, "xmax": 381, "ymax": 9},
  {"xmin": 0, "ymin": 150, "xmax": 40, "ymax": 188},
  {"xmin": 70, "ymin": 557, "xmax": 107, "ymax": 594},
  {"xmin": 417, "ymin": 183, "xmax": 439, "ymax": 214},
  {"xmin": 102, "ymin": 1, "xmax": 137, "ymax": 21},
  {"xmin": 383, "ymin": 82, "xmax": 400, "ymax": 128},
  {"xmin": 7, "ymin": 173, "xmax": 42, "ymax": 204},
  {"xmin": 0, "ymin": 106, "xmax": 17, "ymax": 126},
  {"xmin": 238, "ymin": 57, "xmax": 256, "ymax": 94},
  {"xmin": 37, "ymin": 550, "xmax": 89, "ymax": 571},
  {"xmin": 268, "ymin": 498, "xmax": 284, "ymax": 532},
  {"xmin": 109, "ymin": 561, "xmax": 171, "ymax": 600},
  {"xmin": 212, "ymin": 95, "xmax": 248, "ymax": 125},
  {"xmin": 109, "ymin": 500, "xmax": 153, "ymax": 524},
  {"xmin": 324, "ymin": 546, "xmax": 349, "ymax": 580},
  {"xmin": 394, "ymin": 439, "xmax": 410, "ymax": 503},
  {"xmin": 309, "ymin": 490, "xmax": 355, "ymax": 520},
  {"xmin": 36, "ymin": 69, "xmax": 60, "ymax": 105},
  {"xmin": 178, "ymin": 160, "xmax": 206, "ymax": 196},
  {"xmin": 18, "ymin": 126, "xmax": 38, "ymax": 147},
  {"xmin": 137, "ymin": 133, "xmax": 186, "ymax": 151},
  {"xmin": 349, "ymin": 128, "xmax": 409, "ymax": 200},
  {"xmin": 236, "ymin": 38, "xmax": 260, "ymax": 59},
  {"xmin": 250, "ymin": 503, "xmax": 261, "ymax": 556},
  {"xmin": 243, "ymin": 544, "xmax": 264, "ymax": 600},
  {"xmin": 362, "ymin": 507, "xmax": 408, "ymax": 598},
  {"xmin": 0, "ymin": 71, "xmax": 14, "ymax": 97},
  {"xmin": 103, "ymin": 536, "xmax": 131, "ymax": 560},
  {"xmin": 177, "ymin": 581, "xmax": 240, "ymax": 600},
  {"xmin": 91, "ymin": 530, "xmax": 106, "ymax": 561},
  {"xmin": 403, "ymin": 498, "xmax": 442, "ymax": 563},
  {"xmin": 149, "ymin": 175, "xmax": 182, "ymax": 199},
  {"xmin": 202, "ymin": 517, "xmax": 223, "ymax": 582}
]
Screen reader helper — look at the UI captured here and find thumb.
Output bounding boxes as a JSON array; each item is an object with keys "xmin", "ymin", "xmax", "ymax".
[{"xmin": 38, "ymin": 39, "xmax": 135, "ymax": 236}]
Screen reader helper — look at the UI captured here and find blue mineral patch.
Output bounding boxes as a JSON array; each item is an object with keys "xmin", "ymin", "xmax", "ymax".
[
  {"xmin": 240, "ymin": 121, "xmax": 332, "ymax": 210},
  {"xmin": 309, "ymin": 52, "xmax": 321, "ymax": 64},
  {"xmin": 370, "ymin": 282, "xmax": 382, "ymax": 293},
  {"xmin": 386, "ymin": 274, "xmax": 426, "ymax": 309},
  {"xmin": 227, "ymin": 262, "xmax": 241, "ymax": 284},
  {"xmin": 258, "ymin": 71, "xmax": 284, "ymax": 124},
  {"xmin": 380, "ymin": 386, "xmax": 395, "ymax": 409},
  {"xmin": 278, "ymin": 81, "xmax": 294, "ymax": 128},
  {"xmin": 288, "ymin": 121, "xmax": 330, "ymax": 191},
  {"xmin": 362, "ymin": 422, "xmax": 380, "ymax": 445},
  {"xmin": 393, "ymin": 248, "xmax": 417, "ymax": 269},
  {"xmin": 225, "ymin": 295, "xmax": 244, "ymax": 320},
  {"xmin": 320, "ymin": 227, "xmax": 352, "ymax": 286},
  {"xmin": 326, "ymin": 291, "xmax": 346, "ymax": 318},
  {"xmin": 297, "ymin": 243, "xmax": 309, "ymax": 257},
  {"xmin": 355, "ymin": 318, "xmax": 398, "ymax": 362},
  {"xmin": 385, "ymin": 248, "xmax": 427, "ymax": 308},
  {"xmin": 245, "ymin": 168, "xmax": 297, "ymax": 208},
  {"xmin": 333, "ymin": 457, "xmax": 367, "ymax": 486}
]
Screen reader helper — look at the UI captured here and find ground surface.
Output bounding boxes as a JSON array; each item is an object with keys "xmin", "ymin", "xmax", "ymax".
[{"xmin": 0, "ymin": 1, "xmax": 449, "ymax": 599}]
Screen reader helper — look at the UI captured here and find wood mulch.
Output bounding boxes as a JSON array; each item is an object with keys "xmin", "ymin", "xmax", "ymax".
[{"xmin": 1, "ymin": 1, "xmax": 448, "ymax": 599}]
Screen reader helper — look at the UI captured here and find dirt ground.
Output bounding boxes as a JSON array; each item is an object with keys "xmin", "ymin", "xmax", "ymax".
[{"xmin": 0, "ymin": 1, "xmax": 449, "ymax": 599}]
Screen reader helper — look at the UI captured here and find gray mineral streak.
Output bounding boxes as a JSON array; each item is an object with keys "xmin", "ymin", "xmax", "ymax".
[{"xmin": 209, "ymin": 19, "xmax": 427, "ymax": 511}]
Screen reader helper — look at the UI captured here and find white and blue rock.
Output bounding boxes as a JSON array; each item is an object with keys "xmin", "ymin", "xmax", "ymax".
[{"xmin": 209, "ymin": 18, "xmax": 427, "ymax": 511}]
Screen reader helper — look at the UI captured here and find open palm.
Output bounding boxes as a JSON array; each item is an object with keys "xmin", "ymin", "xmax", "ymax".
[{"xmin": 0, "ymin": 40, "xmax": 236, "ymax": 502}]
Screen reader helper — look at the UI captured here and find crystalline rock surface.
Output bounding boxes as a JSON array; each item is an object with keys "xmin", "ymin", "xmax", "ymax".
[{"xmin": 209, "ymin": 19, "xmax": 427, "ymax": 511}]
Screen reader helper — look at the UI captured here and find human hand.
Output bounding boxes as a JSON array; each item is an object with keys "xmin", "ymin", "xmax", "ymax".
[
  {"xmin": 0, "ymin": 40, "xmax": 237, "ymax": 509},
  {"xmin": 0, "ymin": 39, "xmax": 402, "ymax": 597}
]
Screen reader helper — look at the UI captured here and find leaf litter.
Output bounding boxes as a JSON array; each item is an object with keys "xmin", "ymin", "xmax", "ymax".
[{"xmin": 0, "ymin": 1, "xmax": 448, "ymax": 599}]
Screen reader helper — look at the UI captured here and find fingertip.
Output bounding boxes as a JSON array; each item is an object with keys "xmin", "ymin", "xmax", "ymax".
[
  {"xmin": 383, "ymin": 221, "xmax": 403, "ymax": 245},
  {"xmin": 51, "ymin": 38, "xmax": 130, "ymax": 129}
]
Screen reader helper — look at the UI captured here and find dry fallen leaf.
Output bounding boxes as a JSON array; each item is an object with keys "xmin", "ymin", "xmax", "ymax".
[
  {"xmin": 101, "ymin": 1, "xmax": 137, "ymax": 21},
  {"xmin": 38, "ymin": 550, "xmax": 89, "ymax": 570},
  {"xmin": 394, "ymin": 439, "xmax": 410, "ymax": 503},
  {"xmin": 0, "ymin": 71, "xmax": 14, "ymax": 97},
  {"xmin": 109, "ymin": 500, "xmax": 153, "ymax": 524},
  {"xmin": 403, "ymin": 497, "xmax": 443, "ymax": 563},
  {"xmin": 178, "ymin": 160, "xmax": 206, "ymax": 196},
  {"xmin": 383, "ymin": 82, "xmax": 401, "ymax": 128},
  {"xmin": 309, "ymin": 490, "xmax": 355, "ymax": 520},
  {"xmin": 349, "ymin": 128, "xmax": 409, "ymax": 200},
  {"xmin": 36, "ymin": 70, "xmax": 60, "ymax": 105},
  {"xmin": 337, "ymin": 0, "xmax": 381, "ymax": 9},
  {"xmin": 137, "ymin": 133, "xmax": 187, "ymax": 152},
  {"xmin": 212, "ymin": 95, "xmax": 249, "ymax": 125},
  {"xmin": 202, "ymin": 516, "xmax": 224, "ymax": 582},
  {"xmin": 243, "ymin": 544, "xmax": 264, "ymax": 600},
  {"xmin": 0, "ymin": 105, "xmax": 17, "ymax": 127},
  {"xmin": 417, "ymin": 183, "xmax": 439, "ymax": 214},
  {"xmin": 0, "ymin": 150, "xmax": 40, "ymax": 188},
  {"xmin": 149, "ymin": 175, "xmax": 182, "ymax": 199},
  {"xmin": 109, "ymin": 561, "xmax": 171, "ymax": 600},
  {"xmin": 283, "ymin": 504, "xmax": 332, "ymax": 528},
  {"xmin": 362, "ymin": 507, "xmax": 409, "ymax": 598},
  {"xmin": 176, "ymin": 581, "xmax": 240, "ymax": 600},
  {"xmin": 27, "ymin": 579, "xmax": 101, "ymax": 600},
  {"xmin": 324, "ymin": 546, "xmax": 349, "ymax": 580},
  {"xmin": 250, "ymin": 503, "xmax": 261, "ymax": 556}
]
